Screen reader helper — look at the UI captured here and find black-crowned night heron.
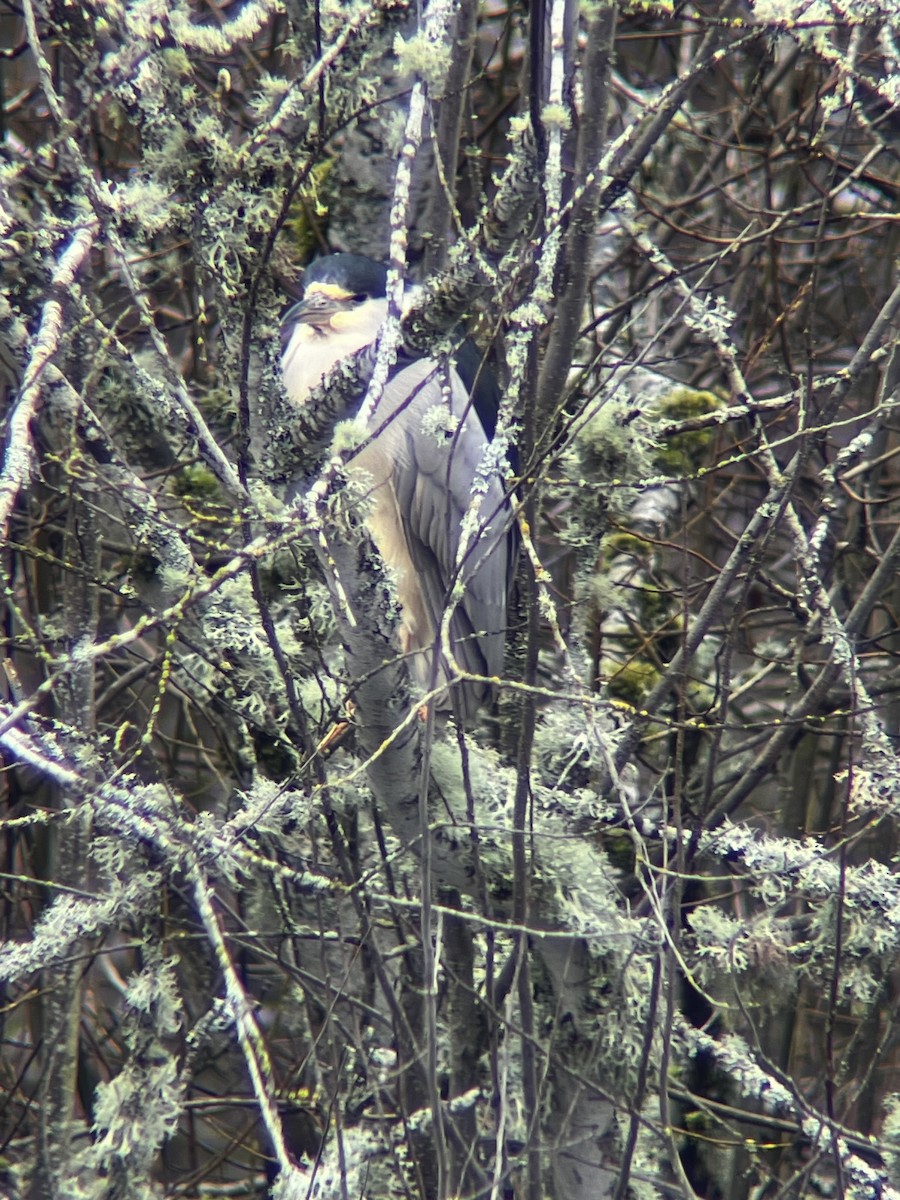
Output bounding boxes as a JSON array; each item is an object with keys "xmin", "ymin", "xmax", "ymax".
[{"xmin": 281, "ymin": 253, "xmax": 514, "ymax": 722}]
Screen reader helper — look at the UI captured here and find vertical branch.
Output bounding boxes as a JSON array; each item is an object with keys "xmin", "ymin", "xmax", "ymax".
[
  {"xmin": 0, "ymin": 223, "xmax": 97, "ymax": 540},
  {"xmin": 513, "ymin": 401, "xmax": 542, "ymax": 1198},
  {"xmin": 537, "ymin": 3, "xmax": 617, "ymax": 419},
  {"xmin": 511, "ymin": 3, "xmax": 574, "ymax": 1194},
  {"xmin": 441, "ymin": 889, "xmax": 484, "ymax": 1196},
  {"xmin": 188, "ymin": 863, "xmax": 303, "ymax": 1189},
  {"xmin": 421, "ymin": 0, "xmax": 479, "ymax": 274},
  {"xmin": 31, "ymin": 417, "xmax": 101, "ymax": 1198}
]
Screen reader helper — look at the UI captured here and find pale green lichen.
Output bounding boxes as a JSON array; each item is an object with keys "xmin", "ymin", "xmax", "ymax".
[
  {"xmin": 541, "ymin": 102, "xmax": 572, "ymax": 130},
  {"xmin": 420, "ymin": 404, "xmax": 460, "ymax": 443},
  {"xmin": 380, "ymin": 107, "xmax": 413, "ymax": 156},
  {"xmin": 169, "ymin": 0, "xmax": 277, "ymax": 55},
  {"xmin": 90, "ymin": 1056, "xmax": 184, "ymax": 1168},
  {"xmin": 171, "ymin": 464, "xmax": 221, "ymax": 500},
  {"xmin": 332, "ymin": 417, "xmax": 369, "ymax": 454},
  {"xmin": 575, "ymin": 396, "xmax": 657, "ymax": 487},
  {"xmin": 282, "ymin": 159, "xmax": 335, "ymax": 258},
  {"xmin": 124, "ymin": 959, "xmax": 182, "ymax": 1035},
  {"xmin": 393, "ymin": 31, "xmax": 452, "ymax": 93},
  {"xmin": 604, "ymin": 658, "xmax": 661, "ymax": 705},
  {"xmin": 650, "ymin": 386, "xmax": 724, "ymax": 475}
]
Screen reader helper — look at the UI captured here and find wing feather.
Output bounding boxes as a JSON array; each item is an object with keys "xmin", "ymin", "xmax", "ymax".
[{"xmin": 349, "ymin": 356, "xmax": 513, "ymax": 718}]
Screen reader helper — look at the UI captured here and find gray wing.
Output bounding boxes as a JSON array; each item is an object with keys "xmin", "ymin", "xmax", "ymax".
[{"xmin": 368, "ymin": 358, "xmax": 513, "ymax": 717}]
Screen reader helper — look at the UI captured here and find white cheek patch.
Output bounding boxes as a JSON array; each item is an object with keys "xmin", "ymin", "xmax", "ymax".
[{"xmin": 329, "ymin": 309, "xmax": 357, "ymax": 332}]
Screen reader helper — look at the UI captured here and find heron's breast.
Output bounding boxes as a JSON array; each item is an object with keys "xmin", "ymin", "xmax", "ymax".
[
  {"xmin": 281, "ymin": 324, "xmax": 377, "ymax": 406},
  {"xmin": 349, "ymin": 446, "xmax": 431, "ymax": 652}
]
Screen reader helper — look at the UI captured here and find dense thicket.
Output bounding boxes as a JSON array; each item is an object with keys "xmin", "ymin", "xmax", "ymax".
[{"xmin": 2, "ymin": 2, "xmax": 900, "ymax": 1198}]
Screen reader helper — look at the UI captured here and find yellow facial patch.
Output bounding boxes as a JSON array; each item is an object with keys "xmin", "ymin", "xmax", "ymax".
[{"xmin": 306, "ymin": 282, "xmax": 353, "ymax": 301}]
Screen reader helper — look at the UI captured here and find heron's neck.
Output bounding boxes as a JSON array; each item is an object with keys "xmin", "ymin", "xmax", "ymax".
[{"xmin": 281, "ymin": 298, "xmax": 390, "ymax": 407}]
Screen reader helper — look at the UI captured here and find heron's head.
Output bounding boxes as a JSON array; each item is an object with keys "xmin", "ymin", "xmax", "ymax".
[
  {"xmin": 281, "ymin": 254, "xmax": 396, "ymax": 405},
  {"xmin": 283, "ymin": 254, "xmax": 389, "ymax": 342}
]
